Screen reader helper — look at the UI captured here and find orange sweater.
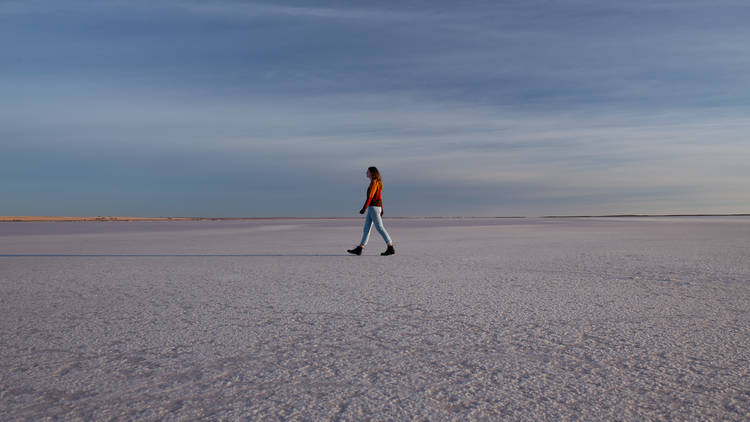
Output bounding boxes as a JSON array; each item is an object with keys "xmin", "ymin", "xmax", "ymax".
[{"xmin": 363, "ymin": 179, "xmax": 383, "ymax": 208}]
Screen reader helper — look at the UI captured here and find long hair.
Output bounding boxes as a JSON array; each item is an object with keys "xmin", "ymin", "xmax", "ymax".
[{"xmin": 368, "ymin": 166, "xmax": 382, "ymax": 183}]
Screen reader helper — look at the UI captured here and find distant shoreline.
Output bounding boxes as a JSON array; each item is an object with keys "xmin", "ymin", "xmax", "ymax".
[
  {"xmin": 0, "ymin": 216, "xmax": 346, "ymax": 222},
  {"xmin": 1, "ymin": 214, "xmax": 748, "ymax": 222},
  {"xmin": 542, "ymin": 214, "xmax": 750, "ymax": 218}
]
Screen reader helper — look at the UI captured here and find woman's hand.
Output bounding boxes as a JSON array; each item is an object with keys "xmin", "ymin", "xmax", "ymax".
[
  {"xmin": 380, "ymin": 209, "xmax": 384, "ymax": 217},
  {"xmin": 359, "ymin": 208, "xmax": 366, "ymax": 214}
]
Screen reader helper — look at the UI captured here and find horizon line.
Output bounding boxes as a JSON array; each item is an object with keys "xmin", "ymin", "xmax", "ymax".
[{"xmin": 1, "ymin": 214, "xmax": 749, "ymax": 222}]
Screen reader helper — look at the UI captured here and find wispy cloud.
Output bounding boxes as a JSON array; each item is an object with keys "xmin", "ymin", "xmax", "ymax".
[
  {"xmin": 3, "ymin": 77, "xmax": 748, "ymax": 215},
  {"xmin": 0, "ymin": 0, "xmax": 431, "ymax": 21},
  {"xmin": 177, "ymin": 1, "xmax": 430, "ymax": 21}
]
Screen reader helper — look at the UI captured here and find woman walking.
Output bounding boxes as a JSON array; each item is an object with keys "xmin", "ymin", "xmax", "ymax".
[{"xmin": 347, "ymin": 166, "xmax": 395, "ymax": 256}]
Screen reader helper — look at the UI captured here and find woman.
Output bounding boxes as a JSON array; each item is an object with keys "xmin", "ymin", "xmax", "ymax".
[{"xmin": 347, "ymin": 166, "xmax": 395, "ymax": 256}]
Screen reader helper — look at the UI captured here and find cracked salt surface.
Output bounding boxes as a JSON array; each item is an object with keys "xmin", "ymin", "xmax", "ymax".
[{"xmin": 1, "ymin": 217, "xmax": 749, "ymax": 420}]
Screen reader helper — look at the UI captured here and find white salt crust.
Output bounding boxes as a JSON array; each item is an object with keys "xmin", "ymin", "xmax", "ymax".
[{"xmin": 1, "ymin": 217, "xmax": 749, "ymax": 420}]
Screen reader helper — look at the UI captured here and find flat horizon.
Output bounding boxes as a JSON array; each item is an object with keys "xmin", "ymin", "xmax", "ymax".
[{"xmin": 2, "ymin": 214, "xmax": 749, "ymax": 222}]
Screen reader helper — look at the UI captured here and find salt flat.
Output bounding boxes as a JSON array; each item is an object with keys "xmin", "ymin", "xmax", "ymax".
[{"xmin": 1, "ymin": 217, "xmax": 749, "ymax": 420}]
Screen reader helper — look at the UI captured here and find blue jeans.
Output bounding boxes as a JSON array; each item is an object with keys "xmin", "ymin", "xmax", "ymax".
[{"xmin": 360, "ymin": 206, "xmax": 392, "ymax": 246}]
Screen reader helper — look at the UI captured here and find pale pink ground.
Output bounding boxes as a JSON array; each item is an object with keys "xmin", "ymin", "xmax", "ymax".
[{"xmin": 1, "ymin": 217, "xmax": 749, "ymax": 420}]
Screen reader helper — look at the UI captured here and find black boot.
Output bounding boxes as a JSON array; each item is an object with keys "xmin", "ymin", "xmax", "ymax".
[
  {"xmin": 347, "ymin": 245, "xmax": 363, "ymax": 255},
  {"xmin": 381, "ymin": 245, "xmax": 395, "ymax": 256}
]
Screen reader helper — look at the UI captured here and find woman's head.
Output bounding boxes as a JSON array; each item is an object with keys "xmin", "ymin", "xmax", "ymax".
[{"xmin": 367, "ymin": 166, "xmax": 381, "ymax": 181}]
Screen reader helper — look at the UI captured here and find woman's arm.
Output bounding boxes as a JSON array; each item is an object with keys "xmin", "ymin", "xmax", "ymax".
[{"xmin": 360, "ymin": 180, "xmax": 377, "ymax": 213}]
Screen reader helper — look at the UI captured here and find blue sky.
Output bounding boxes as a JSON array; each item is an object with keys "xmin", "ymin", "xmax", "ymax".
[{"xmin": 2, "ymin": 0, "xmax": 749, "ymax": 217}]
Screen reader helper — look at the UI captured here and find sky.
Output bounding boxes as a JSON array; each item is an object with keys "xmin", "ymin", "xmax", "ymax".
[{"xmin": 2, "ymin": 0, "xmax": 749, "ymax": 217}]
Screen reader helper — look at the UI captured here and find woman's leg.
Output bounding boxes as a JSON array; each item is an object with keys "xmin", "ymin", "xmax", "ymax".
[
  {"xmin": 360, "ymin": 208, "xmax": 373, "ymax": 246},
  {"xmin": 369, "ymin": 206, "xmax": 392, "ymax": 244}
]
